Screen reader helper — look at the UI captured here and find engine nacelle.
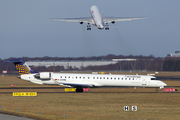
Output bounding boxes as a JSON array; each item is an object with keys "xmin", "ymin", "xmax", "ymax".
[
  {"xmin": 80, "ymin": 22, "xmax": 83, "ymax": 24},
  {"xmin": 34, "ymin": 72, "xmax": 51, "ymax": 80},
  {"xmin": 111, "ymin": 21, "xmax": 115, "ymax": 24}
]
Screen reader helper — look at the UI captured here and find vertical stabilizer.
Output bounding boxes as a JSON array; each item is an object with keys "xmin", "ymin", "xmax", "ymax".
[{"xmin": 5, "ymin": 59, "xmax": 38, "ymax": 75}]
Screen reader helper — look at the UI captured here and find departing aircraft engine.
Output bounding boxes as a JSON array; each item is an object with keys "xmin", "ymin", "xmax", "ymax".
[
  {"xmin": 34, "ymin": 72, "xmax": 51, "ymax": 80},
  {"xmin": 111, "ymin": 21, "xmax": 115, "ymax": 24},
  {"xmin": 80, "ymin": 22, "xmax": 83, "ymax": 24}
]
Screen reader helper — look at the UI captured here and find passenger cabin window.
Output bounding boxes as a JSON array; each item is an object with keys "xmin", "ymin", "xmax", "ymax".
[
  {"xmin": 107, "ymin": 77, "xmax": 109, "ymax": 79},
  {"xmin": 129, "ymin": 78, "xmax": 131, "ymax": 80},
  {"xmin": 122, "ymin": 78, "xmax": 123, "ymax": 80},
  {"xmin": 125, "ymin": 78, "xmax": 127, "ymax": 80}
]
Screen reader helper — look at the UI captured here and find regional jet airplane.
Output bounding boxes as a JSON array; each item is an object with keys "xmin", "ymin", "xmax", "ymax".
[
  {"xmin": 51, "ymin": 5, "xmax": 148, "ymax": 30},
  {"xmin": 6, "ymin": 59, "xmax": 166, "ymax": 92}
]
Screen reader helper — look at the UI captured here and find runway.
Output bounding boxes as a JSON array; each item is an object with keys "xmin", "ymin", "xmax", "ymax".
[
  {"xmin": 0, "ymin": 87, "xmax": 66, "ymax": 89},
  {"xmin": 0, "ymin": 86, "xmax": 179, "ymax": 89},
  {"xmin": 0, "ymin": 86, "xmax": 179, "ymax": 94},
  {"xmin": 157, "ymin": 76, "xmax": 180, "ymax": 80},
  {"xmin": 0, "ymin": 113, "xmax": 33, "ymax": 120}
]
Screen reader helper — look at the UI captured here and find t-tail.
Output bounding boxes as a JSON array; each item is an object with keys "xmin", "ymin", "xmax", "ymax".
[{"xmin": 5, "ymin": 59, "xmax": 38, "ymax": 75}]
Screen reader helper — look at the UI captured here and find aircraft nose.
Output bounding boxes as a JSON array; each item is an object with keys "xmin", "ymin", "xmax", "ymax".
[
  {"xmin": 98, "ymin": 25, "xmax": 104, "ymax": 29},
  {"xmin": 158, "ymin": 81, "xmax": 167, "ymax": 89},
  {"xmin": 163, "ymin": 82, "xmax": 167, "ymax": 86},
  {"xmin": 160, "ymin": 81, "xmax": 167, "ymax": 86}
]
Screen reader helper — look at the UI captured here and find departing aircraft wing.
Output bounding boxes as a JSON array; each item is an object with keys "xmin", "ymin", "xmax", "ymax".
[
  {"xmin": 103, "ymin": 16, "xmax": 148, "ymax": 23},
  {"xmin": 63, "ymin": 83, "xmax": 94, "ymax": 88},
  {"xmin": 51, "ymin": 17, "xmax": 93, "ymax": 24}
]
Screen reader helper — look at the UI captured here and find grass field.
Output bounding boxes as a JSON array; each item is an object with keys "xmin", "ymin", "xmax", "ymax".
[
  {"xmin": 0, "ymin": 72, "xmax": 180, "ymax": 120},
  {"xmin": 0, "ymin": 93, "xmax": 180, "ymax": 120}
]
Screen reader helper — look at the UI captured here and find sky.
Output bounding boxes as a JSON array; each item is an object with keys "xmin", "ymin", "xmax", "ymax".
[{"xmin": 0, "ymin": 0, "xmax": 180, "ymax": 59}]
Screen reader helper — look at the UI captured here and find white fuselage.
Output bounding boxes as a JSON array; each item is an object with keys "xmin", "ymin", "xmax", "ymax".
[
  {"xmin": 20, "ymin": 73, "xmax": 167, "ymax": 88},
  {"xmin": 90, "ymin": 5, "xmax": 104, "ymax": 29}
]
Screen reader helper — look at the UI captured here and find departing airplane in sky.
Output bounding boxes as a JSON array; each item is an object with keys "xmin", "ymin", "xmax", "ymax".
[
  {"xmin": 6, "ymin": 59, "xmax": 166, "ymax": 92},
  {"xmin": 51, "ymin": 5, "xmax": 148, "ymax": 30}
]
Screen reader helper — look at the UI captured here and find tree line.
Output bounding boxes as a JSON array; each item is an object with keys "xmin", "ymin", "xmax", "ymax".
[{"xmin": 163, "ymin": 57, "xmax": 180, "ymax": 71}]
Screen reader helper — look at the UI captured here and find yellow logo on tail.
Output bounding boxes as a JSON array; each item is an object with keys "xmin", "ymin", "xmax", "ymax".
[{"xmin": 16, "ymin": 64, "xmax": 30, "ymax": 75}]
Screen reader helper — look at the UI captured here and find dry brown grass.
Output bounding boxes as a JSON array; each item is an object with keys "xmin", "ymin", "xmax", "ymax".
[
  {"xmin": 0, "ymin": 74, "xmax": 180, "ymax": 120},
  {"xmin": 0, "ymin": 93, "xmax": 180, "ymax": 120},
  {"xmin": 0, "ymin": 74, "xmax": 60, "ymax": 87}
]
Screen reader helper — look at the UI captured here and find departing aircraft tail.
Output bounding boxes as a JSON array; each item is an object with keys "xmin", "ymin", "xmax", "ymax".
[{"xmin": 5, "ymin": 59, "xmax": 38, "ymax": 75}]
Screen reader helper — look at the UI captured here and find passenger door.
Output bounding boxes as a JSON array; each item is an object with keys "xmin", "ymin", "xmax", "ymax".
[{"xmin": 142, "ymin": 78, "xmax": 147, "ymax": 86}]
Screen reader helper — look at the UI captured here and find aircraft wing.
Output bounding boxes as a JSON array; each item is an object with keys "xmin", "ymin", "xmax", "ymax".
[
  {"xmin": 63, "ymin": 83, "xmax": 94, "ymax": 88},
  {"xmin": 103, "ymin": 16, "xmax": 148, "ymax": 23},
  {"xmin": 51, "ymin": 17, "xmax": 93, "ymax": 24}
]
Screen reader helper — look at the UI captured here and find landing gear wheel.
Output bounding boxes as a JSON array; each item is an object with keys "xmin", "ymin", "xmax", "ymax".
[
  {"xmin": 76, "ymin": 88, "xmax": 83, "ymax": 92},
  {"xmin": 105, "ymin": 23, "xmax": 109, "ymax": 30},
  {"xmin": 105, "ymin": 27, "xmax": 109, "ymax": 30},
  {"xmin": 87, "ymin": 23, "xmax": 91, "ymax": 30}
]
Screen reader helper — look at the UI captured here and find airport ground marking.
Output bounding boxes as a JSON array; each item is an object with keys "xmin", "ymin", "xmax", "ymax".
[
  {"xmin": 13, "ymin": 92, "xmax": 37, "ymax": 96},
  {"xmin": 124, "ymin": 106, "xmax": 137, "ymax": 111}
]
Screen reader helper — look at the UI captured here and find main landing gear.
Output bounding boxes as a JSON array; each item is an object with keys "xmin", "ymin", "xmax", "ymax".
[
  {"xmin": 76, "ymin": 88, "xmax": 83, "ymax": 92},
  {"xmin": 105, "ymin": 23, "xmax": 109, "ymax": 30},
  {"xmin": 87, "ymin": 23, "xmax": 91, "ymax": 30}
]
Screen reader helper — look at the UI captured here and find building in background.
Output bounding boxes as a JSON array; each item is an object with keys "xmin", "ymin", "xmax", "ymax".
[
  {"xmin": 167, "ymin": 51, "xmax": 180, "ymax": 57},
  {"xmin": 26, "ymin": 59, "xmax": 136, "ymax": 69}
]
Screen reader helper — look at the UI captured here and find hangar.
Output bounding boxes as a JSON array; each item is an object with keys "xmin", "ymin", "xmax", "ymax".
[{"xmin": 26, "ymin": 59, "xmax": 136, "ymax": 69}]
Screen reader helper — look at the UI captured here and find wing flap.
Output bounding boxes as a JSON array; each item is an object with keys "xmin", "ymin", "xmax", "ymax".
[
  {"xmin": 103, "ymin": 16, "xmax": 148, "ymax": 23},
  {"xmin": 51, "ymin": 17, "xmax": 93, "ymax": 23}
]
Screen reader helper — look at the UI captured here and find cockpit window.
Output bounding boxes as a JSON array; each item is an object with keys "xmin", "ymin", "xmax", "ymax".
[{"xmin": 151, "ymin": 78, "xmax": 159, "ymax": 80}]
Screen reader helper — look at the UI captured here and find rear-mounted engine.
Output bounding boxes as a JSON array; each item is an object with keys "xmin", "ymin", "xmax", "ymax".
[{"xmin": 34, "ymin": 72, "xmax": 51, "ymax": 80}]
